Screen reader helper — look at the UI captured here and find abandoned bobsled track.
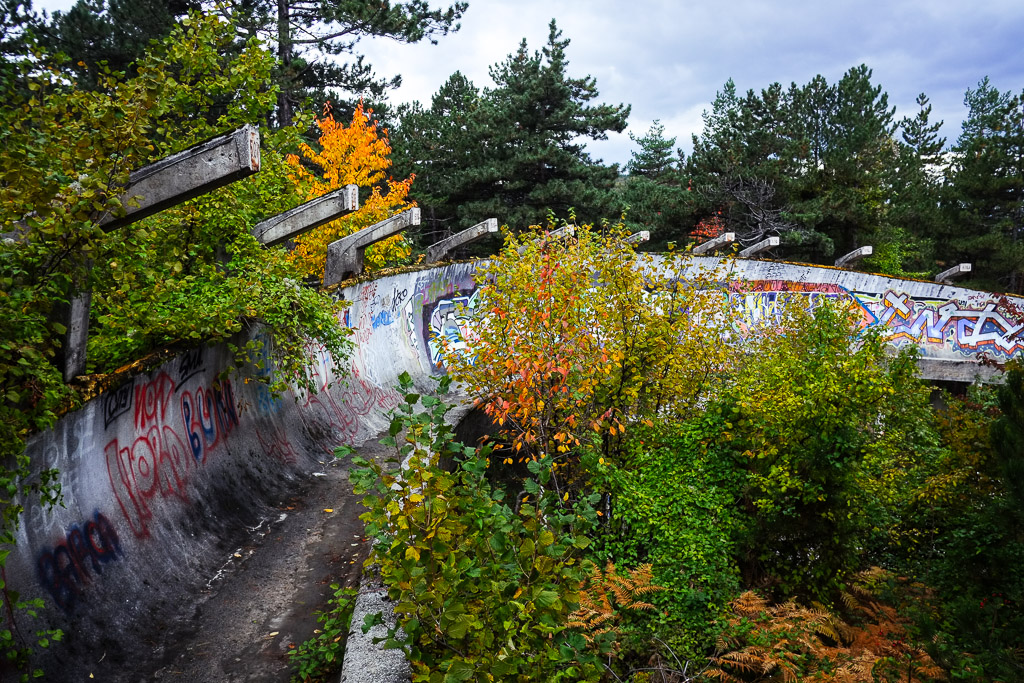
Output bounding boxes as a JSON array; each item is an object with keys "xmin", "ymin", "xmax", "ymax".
[{"xmin": 8, "ymin": 257, "xmax": 1024, "ymax": 681}]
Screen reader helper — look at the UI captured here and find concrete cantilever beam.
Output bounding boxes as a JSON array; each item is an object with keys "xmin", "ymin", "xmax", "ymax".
[
  {"xmin": 55, "ymin": 126, "xmax": 262, "ymax": 380},
  {"xmin": 516, "ymin": 225, "xmax": 576, "ymax": 256},
  {"xmin": 936, "ymin": 263, "xmax": 972, "ymax": 284},
  {"xmin": 692, "ymin": 232, "xmax": 736, "ymax": 255},
  {"xmin": 739, "ymin": 236, "xmax": 780, "ymax": 258},
  {"xmin": 425, "ymin": 218, "xmax": 498, "ymax": 263},
  {"xmin": 624, "ymin": 230, "xmax": 650, "ymax": 245},
  {"xmin": 252, "ymin": 185, "xmax": 358, "ymax": 246},
  {"xmin": 835, "ymin": 246, "xmax": 873, "ymax": 268},
  {"xmin": 100, "ymin": 125, "xmax": 261, "ymax": 231},
  {"xmin": 323, "ymin": 208, "xmax": 421, "ymax": 286}
]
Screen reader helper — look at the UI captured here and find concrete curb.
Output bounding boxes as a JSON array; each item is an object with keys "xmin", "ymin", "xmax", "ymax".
[{"xmin": 339, "ymin": 575, "xmax": 411, "ymax": 683}]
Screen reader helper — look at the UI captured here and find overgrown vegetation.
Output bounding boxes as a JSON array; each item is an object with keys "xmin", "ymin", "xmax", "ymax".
[
  {"xmin": 2, "ymin": 3, "xmax": 1022, "ymax": 681},
  {"xmin": 287, "ymin": 584, "xmax": 358, "ymax": 683},
  {"xmin": 348, "ymin": 227, "xmax": 1024, "ymax": 681}
]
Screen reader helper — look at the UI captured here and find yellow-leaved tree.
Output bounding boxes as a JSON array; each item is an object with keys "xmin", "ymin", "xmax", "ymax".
[{"xmin": 287, "ymin": 101, "xmax": 414, "ymax": 279}]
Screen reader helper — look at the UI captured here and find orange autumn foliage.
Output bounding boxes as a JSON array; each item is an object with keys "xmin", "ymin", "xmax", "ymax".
[
  {"xmin": 287, "ymin": 101, "xmax": 414, "ymax": 280},
  {"xmin": 708, "ymin": 570, "xmax": 947, "ymax": 683}
]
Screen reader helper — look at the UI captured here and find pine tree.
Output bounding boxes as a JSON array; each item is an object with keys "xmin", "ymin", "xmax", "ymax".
[
  {"xmin": 466, "ymin": 19, "xmax": 629, "ymax": 230},
  {"xmin": 620, "ymin": 120, "xmax": 693, "ymax": 247},
  {"xmin": 1, "ymin": 0, "xmax": 37, "ymax": 63},
  {"xmin": 39, "ymin": 0, "xmax": 198, "ymax": 88},
  {"xmin": 391, "ymin": 70, "xmax": 491, "ymax": 246},
  {"xmin": 943, "ymin": 78, "xmax": 1024, "ymax": 291},
  {"xmin": 223, "ymin": 0, "xmax": 468, "ymax": 126},
  {"xmin": 397, "ymin": 20, "xmax": 629, "ymax": 236},
  {"xmin": 626, "ymin": 120, "xmax": 676, "ymax": 178},
  {"xmin": 875, "ymin": 93, "xmax": 946, "ymax": 275}
]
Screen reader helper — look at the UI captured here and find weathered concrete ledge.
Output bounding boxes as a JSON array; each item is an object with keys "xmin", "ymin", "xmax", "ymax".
[
  {"xmin": 100, "ymin": 125, "xmax": 261, "ymax": 231},
  {"xmin": 324, "ymin": 209, "xmax": 422, "ymax": 286},
  {"xmin": 425, "ymin": 219, "xmax": 498, "ymax": 263},
  {"xmin": 253, "ymin": 185, "xmax": 359, "ymax": 246},
  {"xmin": 340, "ymin": 576, "xmax": 411, "ymax": 683}
]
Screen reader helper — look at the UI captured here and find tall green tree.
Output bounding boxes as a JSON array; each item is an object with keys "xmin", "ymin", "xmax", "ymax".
[
  {"xmin": 462, "ymin": 20, "xmax": 629, "ymax": 230},
  {"xmin": 1, "ymin": 0, "xmax": 37, "ymax": 64},
  {"xmin": 688, "ymin": 66, "xmax": 900, "ymax": 263},
  {"xmin": 942, "ymin": 78, "xmax": 1024, "ymax": 291},
  {"xmin": 222, "ymin": 0, "xmax": 468, "ymax": 126},
  {"xmin": 626, "ymin": 119, "xmax": 677, "ymax": 178},
  {"xmin": 873, "ymin": 93, "xmax": 945, "ymax": 276},
  {"xmin": 39, "ymin": 0, "xmax": 198, "ymax": 89},
  {"xmin": 620, "ymin": 120, "xmax": 693, "ymax": 247},
  {"xmin": 390, "ymin": 70, "xmax": 491, "ymax": 246}
]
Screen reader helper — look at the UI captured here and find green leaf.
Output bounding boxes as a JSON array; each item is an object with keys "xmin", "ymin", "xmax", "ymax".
[{"xmin": 443, "ymin": 659, "xmax": 475, "ymax": 681}]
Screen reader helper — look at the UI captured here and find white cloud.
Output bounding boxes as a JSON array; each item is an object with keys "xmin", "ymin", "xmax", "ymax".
[{"xmin": 32, "ymin": 0, "xmax": 1024, "ymax": 165}]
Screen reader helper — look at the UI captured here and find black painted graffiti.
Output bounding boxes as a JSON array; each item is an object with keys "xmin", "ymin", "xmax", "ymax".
[
  {"xmin": 177, "ymin": 346, "xmax": 205, "ymax": 386},
  {"xmin": 102, "ymin": 383, "xmax": 133, "ymax": 429},
  {"xmin": 36, "ymin": 511, "xmax": 123, "ymax": 612}
]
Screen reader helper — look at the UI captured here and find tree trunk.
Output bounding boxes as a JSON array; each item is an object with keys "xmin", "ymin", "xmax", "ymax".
[{"xmin": 277, "ymin": 0, "xmax": 292, "ymax": 127}]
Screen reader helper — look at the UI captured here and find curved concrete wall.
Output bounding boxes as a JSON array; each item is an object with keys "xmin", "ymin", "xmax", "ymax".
[
  {"xmin": 9, "ymin": 262, "xmax": 478, "ymax": 678},
  {"xmin": 7, "ymin": 256, "xmax": 1023, "ymax": 675},
  {"xmin": 702, "ymin": 257, "xmax": 1024, "ymax": 381}
]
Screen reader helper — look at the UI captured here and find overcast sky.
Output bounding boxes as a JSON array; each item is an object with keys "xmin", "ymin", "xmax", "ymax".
[{"xmin": 34, "ymin": 0, "xmax": 1024, "ymax": 168}]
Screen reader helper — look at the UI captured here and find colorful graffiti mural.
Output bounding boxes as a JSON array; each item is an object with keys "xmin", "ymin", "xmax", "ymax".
[
  {"xmin": 424, "ymin": 290, "xmax": 479, "ymax": 372},
  {"xmin": 730, "ymin": 280, "xmax": 1024, "ymax": 360}
]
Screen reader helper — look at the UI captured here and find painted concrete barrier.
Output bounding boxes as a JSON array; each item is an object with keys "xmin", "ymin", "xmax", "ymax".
[
  {"xmin": 7, "ymin": 256, "xmax": 1024, "ymax": 676},
  {"xmin": 702, "ymin": 257, "xmax": 1024, "ymax": 382},
  {"xmin": 10, "ymin": 262, "xmax": 478, "ymax": 678}
]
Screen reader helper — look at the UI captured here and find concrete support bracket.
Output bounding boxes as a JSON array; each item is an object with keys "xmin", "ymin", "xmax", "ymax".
[
  {"xmin": 834, "ymin": 245, "xmax": 873, "ymax": 268},
  {"xmin": 55, "ymin": 291, "xmax": 92, "ymax": 382},
  {"xmin": 323, "ymin": 208, "xmax": 421, "ymax": 286},
  {"xmin": 936, "ymin": 263, "xmax": 972, "ymax": 284},
  {"xmin": 624, "ymin": 230, "xmax": 650, "ymax": 245},
  {"xmin": 56, "ymin": 126, "xmax": 262, "ymax": 380},
  {"xmin": 253, "ymin": 184, "xmax": 359, "ymax": 246},
  {"xmin": 425, "ymin": 218, "xmax": 498, "ymax": 263},
  {"xmin": 739, "ymin": 236, "xmax": 780, "ymax": 258},
  {"xmin": 100, "ymin": 125, "xmax": 261, "ymax": 231},
  {"xmin": 517, "ymin": 225, "xmax": 576, "ymax": 255},
  {"xmin": 692, "ymin": 232, "xmax": 736, "ymax": 255}
]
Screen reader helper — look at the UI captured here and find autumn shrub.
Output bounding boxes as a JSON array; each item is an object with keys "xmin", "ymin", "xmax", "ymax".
[
  {"xmin": 707, "ymin": 578, "xmax": 947, "ymax": 683},
  {"xmin": 287, "ymin": 101, "xmax": 414, "ymax": 280},
  {"xmin": 718, "ymin": 300, "xmax": 925, "ymax": 602},
  {"xmin": 442, "ymin": 220, "xmax": 737, "ymax": 481},
  {"xmin": 349, "ymin": 374, "xmax": 605, "ymax": 682}
]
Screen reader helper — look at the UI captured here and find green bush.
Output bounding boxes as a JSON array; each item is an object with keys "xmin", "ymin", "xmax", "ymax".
[
  {"xmin": 589, "ymin": 414, "xmax": 743, "ymax": 664},
  {"xmin": 288, "ymin": 585, "xmax": 357, "ymax": 683},
  {"xmin": 349, "ymin": 374, "xmax": 605, "ymax": 682}
]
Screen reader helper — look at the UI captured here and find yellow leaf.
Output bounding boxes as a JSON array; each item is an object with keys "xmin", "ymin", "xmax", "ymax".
[{"xmin": 405, "ymin": 546, "xmax": 421, "ymax": 561}]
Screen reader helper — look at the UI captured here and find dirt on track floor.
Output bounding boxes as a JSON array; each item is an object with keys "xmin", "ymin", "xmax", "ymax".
[{"xmin": 127, "ymin": 445, "xmax": 380, "ymax": 683}]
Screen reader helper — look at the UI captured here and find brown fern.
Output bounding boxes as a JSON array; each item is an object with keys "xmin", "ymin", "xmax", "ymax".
[
  {"xmin": 710, "ymin": 584, "xmax": 948, "ymax": 682},
  {"xmin": 567, "ymin": 562, "xmax": 665, "ymax": 646}
]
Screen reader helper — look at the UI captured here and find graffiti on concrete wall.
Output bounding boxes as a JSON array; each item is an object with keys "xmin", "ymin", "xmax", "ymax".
[
  {"xmin": 36, "ymin": 511, "xmax": 122, "ymax": 612},
  {"xmin": 731, "ymin": 280, "xmax": 1024, "ymax": 359},
  {"xmin": 729, "ymin": 281, "xmax": 876, "ymax": 333},
  {"xmin": 296, "ymin": 340, "xmax": 400, "ymax": 451},
  {"xmin": 105, "ymin": 363, "xmax": 239, "ymax": 539},
  {"xmin": 424, "ymin": 290, "xmax": 479, "ymax": 372},
  {"xmin": 180, "ymin": 381, "xmax": 239, "ymax": 464}
]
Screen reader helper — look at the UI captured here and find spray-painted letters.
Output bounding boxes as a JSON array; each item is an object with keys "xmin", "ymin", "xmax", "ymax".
[{"xmin": 36, "ymin": 511, "xmax": 122, "ymax": 612}]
